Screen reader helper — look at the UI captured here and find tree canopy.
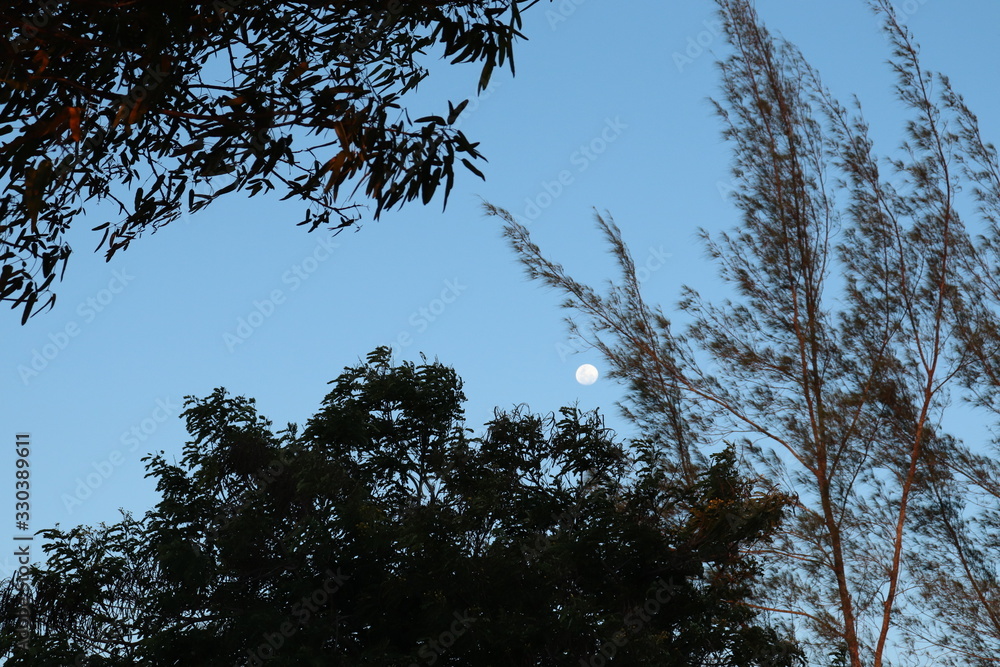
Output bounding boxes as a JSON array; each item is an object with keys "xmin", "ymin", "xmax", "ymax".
[
  {"xmin": 0, "ymin": 1, "xmax": 542, "ymax": 322},
  {"xmin": 0, "ymin": 348, "xmax": 802, "ymax": 666},
  {"xmin": 490, "ymin": 0, "xmax": 1000, "ymax": 665}
]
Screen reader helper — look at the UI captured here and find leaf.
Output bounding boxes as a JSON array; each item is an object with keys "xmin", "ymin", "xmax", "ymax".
[
  {"xmin": 447, "ymin": 99, "xmax": 469, "ymax": 125},
  {"xmin": 127, "ymin": 99, "xmax": 147, "ymax": 125},
  {"xmin": 323, "ymin": 151, "xmax": 350, "ymax": 193},
  {"xmin": 32, "ymin": 50, "xmax": 49, "ymax": 73},
  {"xmin": 282, "ymin": 61, "xmax": 309, "ymax": 86},
  {"xmin": 67, "ymin": 107, "xmax": 82, "ymax": 142},
  {"xmin": 332, "ymin": 121, "xmax": 350, "ymax": 150},
  {"xmin": 421, "ymin": 174, "xmax": 436, "ymax": 204},
  {"xmin": 478, "ymin": 60, "xmax": 495, "ymax": 93},
  {"xmin": 111, "ymin": 104, "xmax": 129, "ymax": 129},
  {"xmin": 461, "ymin": 158, "xmax": 485, "ymax": 180},
  {"xmin": 23, "ymin": 160, "xmax": 52, "ymax": 228},
  {"xmin": 213, "ymin": 179, "xmax": 241, "ymax": 197},
  {"xmin": 328, "ymin": 85, "xmax": 366, "ymax": 97},
  {"xmin": 0, "ymin": 77, "xmax": 28, "ymax": 91}
]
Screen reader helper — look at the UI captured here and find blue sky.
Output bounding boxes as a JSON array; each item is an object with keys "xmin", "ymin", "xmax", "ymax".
[{"xmin": 4, "ymin": 0, "xmax": 1000, "ymax": 578}]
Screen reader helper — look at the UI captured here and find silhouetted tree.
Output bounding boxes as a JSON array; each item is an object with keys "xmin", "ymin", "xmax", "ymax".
[
  {"xmin": 0, "ymin": 1, "xmax": 544, "ymax": 322},
  {"xmin": 489, "ymin": 1, "xmax": 1000, "ymax": 664},
  {"xmin": 0, "ymin": 348, "xmax": 801, "ymax": 666}
]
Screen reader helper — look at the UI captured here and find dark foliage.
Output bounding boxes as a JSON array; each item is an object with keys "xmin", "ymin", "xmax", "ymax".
[
  {"xmin": 0, "ymin": 348, "xmax": 801, "ymax": 665},
  {"xmin": 0, "ymin": 1, "xmax": 542, "ymax": 322}
]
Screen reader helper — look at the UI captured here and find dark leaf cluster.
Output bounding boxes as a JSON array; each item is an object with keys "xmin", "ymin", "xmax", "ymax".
[
  {"xmin": 0, "ymin": 348, "xmax": 800, "ymax": 666},
  {"xmin": 0, "ymin": 0, "xmax": 540, "ymax": 321}
]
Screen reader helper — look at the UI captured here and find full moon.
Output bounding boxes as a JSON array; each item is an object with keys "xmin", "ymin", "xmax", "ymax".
[{"xmin": 575, "ymin": 364, "xmax": 599, "ymax": 386}]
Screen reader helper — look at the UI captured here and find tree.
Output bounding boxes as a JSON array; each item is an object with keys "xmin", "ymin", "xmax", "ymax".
[
  {"xmin": 0, "ymin": 1, "xmax": 544, "ymax": 323},
  {"xmin": 488, "ymin": 1, "xmax": 1000, "ymax": 665},
  {"xmin": 0, "ymin": 348, "xmax": 801, "ymax": 666}
]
